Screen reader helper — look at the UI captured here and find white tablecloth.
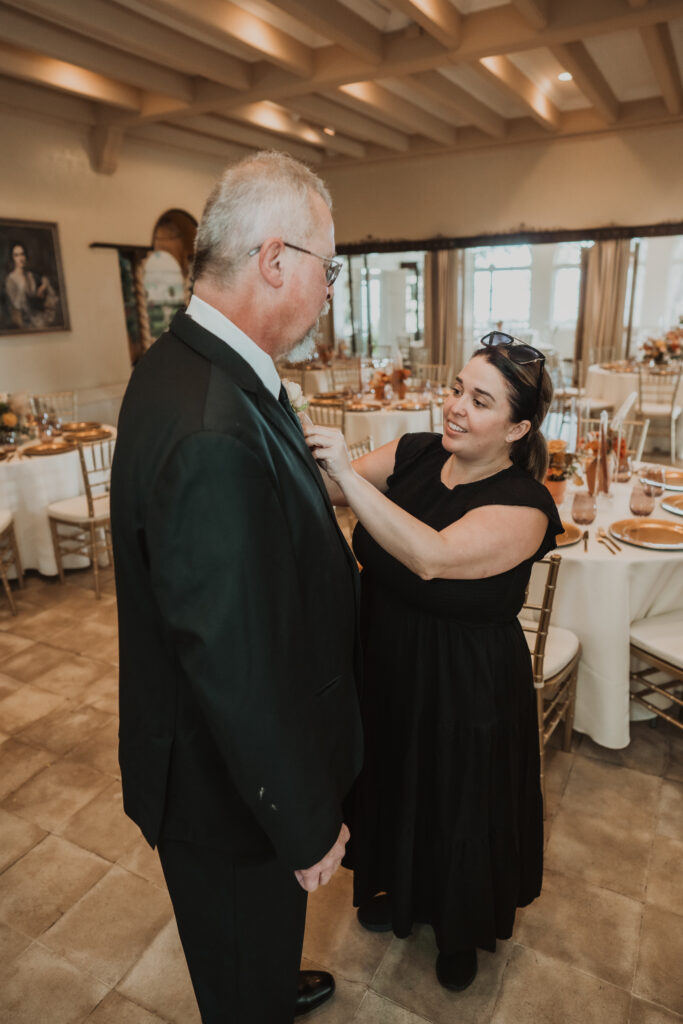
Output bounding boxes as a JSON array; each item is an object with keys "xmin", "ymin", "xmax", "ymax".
[
  {"xmin": 0, "ymin": 429, "xmax": 115, "ymax": 575},
  {"xmin": 584, "ymin": 364, "xmax": 683, "ymax": 458},
  {"xmin": 344, "ymin": 407, "xmax": 432, "ymax": 448},
  {"xmin": 539, "ymin": 477, "xmax": 683, "ymax": 748}
]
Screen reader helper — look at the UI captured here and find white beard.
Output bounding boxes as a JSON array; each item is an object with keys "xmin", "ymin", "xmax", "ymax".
[{"xmin": 286, "ymin": 300, "xmax": 330, "ymax": 362}]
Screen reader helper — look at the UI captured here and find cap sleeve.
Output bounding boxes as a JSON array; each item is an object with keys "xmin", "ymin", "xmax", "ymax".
[
  {"xmin": 464, "ymin": 468, "xmax": 564, "ymax": 559},
  {"xmin": 388, "ymin": 432, "xmax": 441, "ymax": 487}
]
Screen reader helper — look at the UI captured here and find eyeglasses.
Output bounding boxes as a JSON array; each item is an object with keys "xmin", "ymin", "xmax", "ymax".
[
  {"xmin": 479, "ymin": 331, "xmax": 546, "ymax": 410},
  {"xmin": 247, "ymin": 241, "xmax": 342, "ymax": 287}
]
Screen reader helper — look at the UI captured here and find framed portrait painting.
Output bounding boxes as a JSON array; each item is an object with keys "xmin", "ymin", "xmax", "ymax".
[{"xmin": 0, "ymin": 219, "xmax": 70, "ymax": 334}]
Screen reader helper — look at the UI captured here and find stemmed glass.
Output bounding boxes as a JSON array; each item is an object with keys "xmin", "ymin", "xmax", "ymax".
[
  {"xmin": 571, "ymin": 491, "xmax": 597, "ymax": 525},
  {"xmin": 640, "ymin": 465, "xmax": 665, "ymax": 496},
  {"xmin": 629, "ymin": 479, "xmax": 655, "ymax": 517}
]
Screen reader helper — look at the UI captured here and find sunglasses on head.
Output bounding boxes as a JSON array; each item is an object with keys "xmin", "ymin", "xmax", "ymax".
[{"xmin": 479, "ymin": 331, "xmax": 546, "ymax": 412}]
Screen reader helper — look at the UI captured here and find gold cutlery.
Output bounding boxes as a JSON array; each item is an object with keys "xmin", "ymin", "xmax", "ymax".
[
  {"xmin": 582, "ymin": 530, "xmax": 588, "ymax": 552},
  {"xmin": 597, "ymin": 527, "xmax": 621, "ymax": 552},
  {"xmin": 597, "ymin": 537, "xmax": 617, "ymax": 555}
]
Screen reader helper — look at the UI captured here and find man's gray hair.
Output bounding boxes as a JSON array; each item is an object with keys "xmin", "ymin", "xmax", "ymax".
[{"xmin": 193, "ymin": 151, "xmax": 332, "ymax": 287}]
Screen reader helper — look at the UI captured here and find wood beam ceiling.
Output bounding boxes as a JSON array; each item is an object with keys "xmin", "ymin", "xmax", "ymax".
[
  {"xmin": 639, "ymin": 21, "xmax": 683, "ymax": 114},
  {"xmin": 474, "ymin": 56, "xmax": 560, "ymax": 131},
  {"xmin": 270, "ymin": 0, "xmax": 384, "ymax": 64},
  {"xmin": 509, "ymin": 0, "xmax": 548, "ymax": 31},
  {"xmin": 332, "ymin": 81, "xmax": 457, "ymax": 144},
  {"xmin": 550, "ymin": 40, "xmax": 620, "ymax": 123},
  {"xmin": 407, "ymin": 70, "xmax": 506, "ymax": 137},
  {"xmin": 381, "ymin": 0, "xmax": 461, "ymax": 48}
]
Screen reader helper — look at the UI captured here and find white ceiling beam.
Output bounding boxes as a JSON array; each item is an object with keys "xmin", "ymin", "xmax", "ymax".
[
  {"xmin": 226, "ymin": 101, "xmax": 366, "ymax": 157},
  {"xmin": 509, "ymin": 0, "xmax": 548, "ymax": 31},
  {"xmin": 130, "ymin": 122, "xmax": 253, "ymax": 160},
  {"xmin": 270, "ymin": 0, "xmax": 383, "ymax": 64},
  {"xmin": 283, "ymin": 94, "xmax": 409, "ymax": 150},
  {"xmin": 0, "ymin": 5, "xmax": 193, "ymax": 102},
  {"xmin": 550, "ymin": 40, "xmax": 620, "ymax": 123},
  {"xmin": 115, "ymin": 0, "xmax": 315, "ymax": 78},
  {"xmin": 0, "ymin": 72, "xmax": 96, "ymax": 124},
  {"xmin": 639, "ymin": 21, "xmax": 683, "ymax": 114},
  {"xmin": 174, "ymin": 114, "xmax": 321, "ymax": 162},
  {"xmin": 407, "ymin": 69, "xmax": 506, "ymax": 136},
  {"xmin": 380, "ymin": 0, "xmax": 461, "ymax": 48},
  {"xmin": 2, "ymin": 0, "xmax": 250, "ymax": 90},
  {"xmin": 331, "ymin": 81, "xmax": 457, "ymax": 144},
  {"xmin": 474, "ymin": 55, "xmax": 560, "ymax": 130},
  {"xmin": 0, "ymin": 40, "xmax": 142, "ymax": 109}
]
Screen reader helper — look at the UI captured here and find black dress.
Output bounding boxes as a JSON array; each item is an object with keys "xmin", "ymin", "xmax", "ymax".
[{"xmin": 348, "ymin": 432, "xmax": 563, "ymax": 954}]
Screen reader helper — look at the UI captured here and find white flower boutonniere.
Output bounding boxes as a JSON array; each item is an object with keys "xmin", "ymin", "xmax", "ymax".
[{"xmin": 282, "ymin": 379, "xmax": 309, "ymax": 413}]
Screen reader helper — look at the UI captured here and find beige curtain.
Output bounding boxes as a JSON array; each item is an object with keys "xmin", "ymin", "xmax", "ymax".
[
  {"xmin": 423, "ymin": 249, "xmax": 466, "ymax": 370},
  {"xmin": 576, "ymin": 239, "xmax": 630, "ymax": 383}
]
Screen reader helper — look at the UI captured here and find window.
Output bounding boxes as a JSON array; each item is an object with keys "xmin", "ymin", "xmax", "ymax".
[
  {"xmin": 551, "ymin": 242, "xmax": 592, "ymax": 327},
  {"xmin": 472, "ymin": 245, "xmax": 531, "ymax": 332}
]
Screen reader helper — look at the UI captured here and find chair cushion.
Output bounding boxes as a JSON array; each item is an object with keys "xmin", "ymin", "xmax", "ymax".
[
  {"xmin": 47, "ymin": 494, "xmax": 109, "ymax": 524},
  {"xmin": 639, "ymin": 403, "xmax": 681, "ymax": 420},
  {"xmin": 520, "ymin": 620, "xmax": 580, "ymax": 680},
  {"xmin": 630, "ymin": 610, "xmax": 683, "ymax": 671},
  {"xmin": 0, "ymin": 509, "xmax": 12, "ymax": 533}
]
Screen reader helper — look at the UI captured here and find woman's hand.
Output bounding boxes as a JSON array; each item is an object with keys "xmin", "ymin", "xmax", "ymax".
[{"xmin": 302, "ymin": 422, "xmax": 353, "ymax": 485}]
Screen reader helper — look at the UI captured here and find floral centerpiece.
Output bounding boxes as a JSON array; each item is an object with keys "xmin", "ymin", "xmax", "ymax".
[
  {"xmin": 640, "ymin": 326, "xmax": 683, "ymax": 364},
  {"xmin": 544, "ymin": 439, "xmax": 579, "ymax": 504},
  {"xmin": 391, "ymin": 367, "xmax": 410, "ymax": 399},
  {"xmin": 0, "ymin": 394, "xmax": 30, "ymax": 446},
  {"xmin": 370, "ymin": 371, "xmax": 390, "ymax": 401}
]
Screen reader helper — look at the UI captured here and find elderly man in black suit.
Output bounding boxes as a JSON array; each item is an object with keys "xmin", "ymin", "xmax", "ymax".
[{"xmin": 111, "ymin": 151, "xmax": 363, "ymax": 1023}]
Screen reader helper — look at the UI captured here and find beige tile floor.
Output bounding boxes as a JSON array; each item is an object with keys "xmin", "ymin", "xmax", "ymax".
[{"xmin": 0, "ymin": 568, "xmax": 682, "ymax": 1024}]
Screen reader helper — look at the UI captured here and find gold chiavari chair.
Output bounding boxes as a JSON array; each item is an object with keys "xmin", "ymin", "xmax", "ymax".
[
  {"xmin": 581, "ymin": 417, "xmax": 650, "ymax": 463},
  {"xmin": 636, "ymin": 363, "xmax": 682, "ymax": 458},
  {"xmin": 308, "ymin": 401, "xmax": 345, "ymax": 430},
  {"xmin": 330, "ymin": 359, "xmax": 361, "ymax": 392},
  {"xmin": 47, "ymin": 437, "xmax": 115, "ymax": 599},
  {"xmin": 0, "ymin": 510, "xmax": 23, "ymax": 615},
  {"xmin": 519, "ymin": 554, "xmax": 581, "ymax": 805},
  {"xmin": 30, "ymin": 390, "xmax": 77, "ymax": 423},
  {"xmin": 347, "ymin": 436, "xmax": 374, "ymax": 460},
  {"xmin": 630, "ymin": 611, "xmax": 683, "ymax": 733},
  {"xmin": 413, "ymin": 363, "xmax": 454, "ymax": 385}
]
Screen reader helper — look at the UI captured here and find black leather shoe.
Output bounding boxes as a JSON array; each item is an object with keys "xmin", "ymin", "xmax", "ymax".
[
  {"xmin": 294, "ymin": 970, "xmax": 335, "ymax": 1017},
  {"xmin": 357, "ymin": 892, "xmax": 393, "ymax": 932},
  {"xmin": 436, "ymin": 949, "xmax": 477, "ymax": 991}
]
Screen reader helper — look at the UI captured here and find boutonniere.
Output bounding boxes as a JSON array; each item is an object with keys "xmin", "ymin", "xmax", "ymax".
[{"xmin": 282, "ymin": 378, "xmax": 309, "ymax": 413}]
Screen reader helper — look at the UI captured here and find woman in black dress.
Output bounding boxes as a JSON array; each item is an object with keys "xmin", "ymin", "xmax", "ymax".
[{"xmin": 303, "ymin": 334, "xmax": 562, "ymax": 992}]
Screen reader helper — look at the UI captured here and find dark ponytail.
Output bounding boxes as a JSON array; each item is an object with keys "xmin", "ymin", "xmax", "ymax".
[{"xmin": 472, "ymin": 347, "xmax": 554, "ymax": 482}]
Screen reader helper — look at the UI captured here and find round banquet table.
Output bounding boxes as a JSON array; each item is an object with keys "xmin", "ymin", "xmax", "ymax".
[
  {"xmin": 585, "ymin": 363, "xmax": 683, "ymax": 458},
  {"xmin": 535, "ymin": 474, "xmax": 683, "ymax": 749},
  {"xmin": 303, "ymin": 368, "xmax": 332, "ymax": 395},
  {"xmin": 0, "ymin": 430, "xmax": 115, "ymax": 576},
  {"xmin": 344, "ymin": 405, "xmax": 432, "ymax": 448}
]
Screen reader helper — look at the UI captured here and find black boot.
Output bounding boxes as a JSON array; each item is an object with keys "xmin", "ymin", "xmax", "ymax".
[
  {"xmin": 435, "ymin": 949, "xmax": 478, "ymax": 991},
  {"xmin": 357, "ymin": 893, "xmax": 393, "ymax": 933}
]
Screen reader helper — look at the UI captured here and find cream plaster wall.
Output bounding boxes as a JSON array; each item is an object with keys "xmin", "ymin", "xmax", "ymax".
[
  {"xmin": 326, "ymin": 123, "xmax": 683, "ymax": 244},
  {"xmin": 3, "ymin": 109, "xmax": 683, "ymax": 399},
  {"xmin": 0, "ymin": 109, "xmax": 224, "ymax": 395}
]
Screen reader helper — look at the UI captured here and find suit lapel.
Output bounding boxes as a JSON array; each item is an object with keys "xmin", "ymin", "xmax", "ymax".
[{"xmin": 169, "ymin": 311, "xmax": 358, "ymax": 582}]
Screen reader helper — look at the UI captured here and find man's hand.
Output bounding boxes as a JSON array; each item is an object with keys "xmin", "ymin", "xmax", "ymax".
[{"xmin": 294, "ymin": 824, "xmax": 350, "ymax": 892}]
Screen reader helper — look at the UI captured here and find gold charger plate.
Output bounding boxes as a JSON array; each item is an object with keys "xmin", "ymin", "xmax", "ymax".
[
  {"xmin": 346, "ymin": 402, "xmax": 381, "ymax": 412},
  {"xmin": 63, "ymin": 427, "xmax": 112, "ymax": 442},
  {"xmin": 313, "ymin": 392, "xmax": 343, "ymax": 400},
  {"xmin": 640, "ymin": 468, "xmax": 683, "ymax": 492},
  {"xmin": 61, "ymin": 421, "xmax": 101, "ymax": 433},
  {"xmin": 556, "ymin": 522, "xmax": 582, "ymax": 547},
  {"xmin": 393, "ymin": 401, "xmax": 429, "ymax": 411},
  {"xmin": 609, "ymin": 518, "xmax": 683, "ymax": 550},
  {"xmin": 23, "ymin": 440, "xmax": 78, "ymax": 457},
  {"xmin": 661, "ymin": 494, "xmax": 683, "ymax": 517}
]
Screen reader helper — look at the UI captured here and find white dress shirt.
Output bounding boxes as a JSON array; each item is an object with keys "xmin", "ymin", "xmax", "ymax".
[{"xmin": 186, "ymin": 294, "xmax": 281, "ymax": 400}]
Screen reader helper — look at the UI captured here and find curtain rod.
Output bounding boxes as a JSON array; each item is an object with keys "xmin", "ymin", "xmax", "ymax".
[{"xmin": 336, "ymin": 220, "xmax": 683, "ymax": 256}]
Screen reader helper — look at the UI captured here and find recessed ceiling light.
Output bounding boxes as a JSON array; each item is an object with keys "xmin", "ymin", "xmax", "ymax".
[
  {"xmin": 323, "ymin": 126, "xmax": 336, "ymax": 136},
  {"xmin": 558, "ymin": 71, "xmax": 573, "ymax": 82}
]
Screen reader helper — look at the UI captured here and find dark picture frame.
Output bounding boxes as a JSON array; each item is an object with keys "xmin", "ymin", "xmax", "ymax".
[{"xmin": 0, "ymin": 219, "xmax": 70, "ymax": 334}]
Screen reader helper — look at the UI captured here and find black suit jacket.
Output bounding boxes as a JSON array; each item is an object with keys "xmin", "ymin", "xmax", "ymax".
[{"xmin": 111, "ymin": 311, "xmax": 363, "ymax": 870}]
